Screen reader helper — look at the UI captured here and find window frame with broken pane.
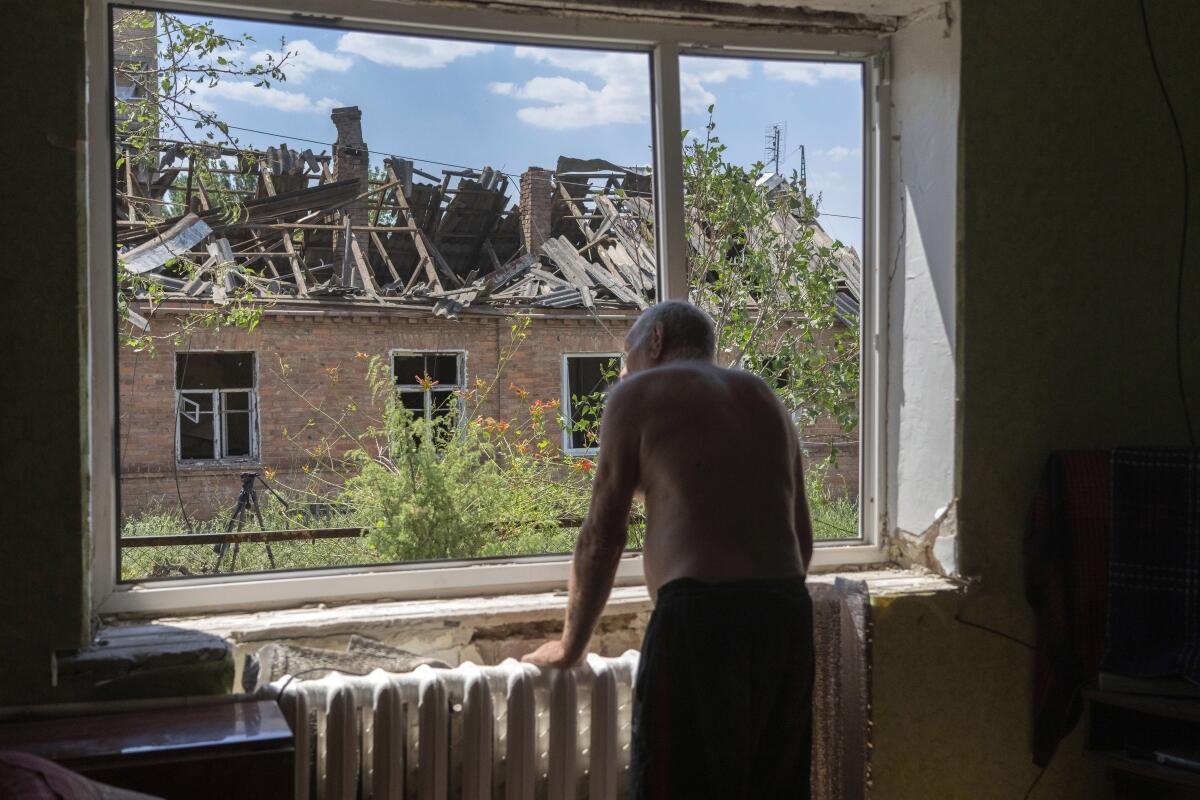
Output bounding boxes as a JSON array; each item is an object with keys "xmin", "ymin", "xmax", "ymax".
[
  {"xmin": 174, "ymin": 351, "xmax": 260, "ymax": 465},
  {"xmin": 87, "ymin": 0, "xmax": 891, "ymax": 615},
  {"xmin": 561, "ymin": 353, "xmax": 624, "ymax": 457},
  {"xmin": 390, "ymin": 349, "xmax": 467, "ymax": 425}
]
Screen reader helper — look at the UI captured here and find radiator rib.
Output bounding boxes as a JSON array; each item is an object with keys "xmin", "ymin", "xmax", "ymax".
[{"xmin": 274, "ymin": 652, "xmax": 640, "ymax": 800}]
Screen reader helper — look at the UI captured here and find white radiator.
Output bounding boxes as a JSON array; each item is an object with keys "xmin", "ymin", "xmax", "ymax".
[{"xmin": 271, "ymin": 651, "xmax": 641, "ymax": 800}]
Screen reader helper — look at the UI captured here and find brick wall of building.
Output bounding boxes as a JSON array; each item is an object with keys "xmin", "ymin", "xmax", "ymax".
[
  {"xmin": 119, "ymin": 306, "xmax": 635, "ymax": 520},
  {"xmin": 118, "ymin": 304, "xmax": 858, "ymax": 522}
]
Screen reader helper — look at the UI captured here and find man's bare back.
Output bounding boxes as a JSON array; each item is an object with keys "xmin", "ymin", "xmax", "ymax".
[{"xmin": 613, "ymin": 360, "xmax": 810, "ymax": 599}]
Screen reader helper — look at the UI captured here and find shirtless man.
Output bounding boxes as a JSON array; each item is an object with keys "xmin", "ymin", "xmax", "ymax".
[{"xmin": 522, "ymin": 300, "xmax": 815, "ymax": 799}]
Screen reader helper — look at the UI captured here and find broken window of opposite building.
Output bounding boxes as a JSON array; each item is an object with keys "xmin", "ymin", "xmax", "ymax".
[
  {"xmin": 562, "ymin": 355, "xmax": 622, "ymax": 454},
  {"xmin": 175, "ymin": 352, "xmax": 257, "ymax": 463},
  {"xmin": 393, "ymin": 351, "xmax": 465, "ymax": 424}
]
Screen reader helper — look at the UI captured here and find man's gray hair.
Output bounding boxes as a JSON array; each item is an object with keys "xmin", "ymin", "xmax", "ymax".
[{"xmin": 632, "ymin": 300, "xmax": 716, "ymax": 361}]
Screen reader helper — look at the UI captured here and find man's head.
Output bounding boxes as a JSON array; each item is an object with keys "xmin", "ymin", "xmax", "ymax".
[{"xmin": 622, "ymin": 300, "xmax": 716, "ymax": 376}]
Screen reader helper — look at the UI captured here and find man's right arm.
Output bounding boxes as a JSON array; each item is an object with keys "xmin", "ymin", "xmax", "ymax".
[{"xmin": 522, "ymin": 380, "xmax": 641, "ymax": 667}]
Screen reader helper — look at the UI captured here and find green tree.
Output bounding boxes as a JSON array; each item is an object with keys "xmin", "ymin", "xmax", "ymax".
[
  {"xmin": 113, "ymin": 10, "xmax": 294, "ymax": 352},
  {"xmin": 682, "ymin": 111, "xmax": 860, "ymax": 443}
]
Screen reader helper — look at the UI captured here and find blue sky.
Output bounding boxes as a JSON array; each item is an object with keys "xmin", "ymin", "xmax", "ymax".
[{"xmin": 174, "ymin": 15, "xmax": 863, "ymax": 250}]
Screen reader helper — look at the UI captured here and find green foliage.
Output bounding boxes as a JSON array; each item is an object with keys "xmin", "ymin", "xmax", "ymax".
[
  {"xmin": 565, "ymin": 357, "xmax": 622, "ymax": 451},
  {"xmin": 344, "ymin": 349, "xmax": 604, "ymax": 562},
  {"xmin": 683, "ymin": 112, "xmax": 860, "ymax": 441},
  {"xmin": 113, "ymin": 11, "xmax": 284, "ymax": 354},
  {"xmin": 113, "ymin": 10, "xmax": 291, "ymax": 159}
]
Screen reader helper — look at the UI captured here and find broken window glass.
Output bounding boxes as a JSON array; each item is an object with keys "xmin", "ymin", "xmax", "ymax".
[
  {"xmin": 176, "ymin": 352, "xmax": 254, "ymax": 391},
  {"xmin": 393, "ymin": 352, "xmax": 464, "ymax": 424},
  {"xmin": 178, "ymin": 391, "xmax": 216, "ymax": 460},
  {"xmin": 221, "ymin": 391, "xmax": 253, "ymax": 458},
  {"xmin": 564, "ymin": 355, "xmax": 621, "ymax": 452}
]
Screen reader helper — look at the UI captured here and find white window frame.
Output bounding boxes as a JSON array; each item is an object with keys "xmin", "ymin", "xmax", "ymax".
[
  {"xmin": 174, "ymin": 351, "xmax": 260, "ymax": 465},
  {"xmin": 390, "ymin": 348, "xmax": 467, "ymax": 424},
  {"xmin": 561, "ymin": 353, "xmax": 624, "ymax": 457},
  {"xmin": 87, "ymin": 0, "xmax": 891, "ymax": 615}
]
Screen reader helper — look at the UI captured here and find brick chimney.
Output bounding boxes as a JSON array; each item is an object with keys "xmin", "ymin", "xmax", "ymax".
[
  {"xmin": 331, "ymin": 106, "xmax": 369, "ymax": 288},
  {"xmin": 520, "ymin": 167, "xmax": 553, "ymax": 257}
]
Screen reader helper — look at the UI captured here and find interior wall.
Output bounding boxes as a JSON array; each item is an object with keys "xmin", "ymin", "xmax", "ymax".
[
  {"xmin": 886, "ymin": 1, "xmax": 959, "ymax": 572},
  {"xmin": 874, "ymin": 0, "xmax": 1200, "ymax": 797},
  {"xmin": 0, "ymin": 0, "xmax": 90, "ymax": 705}
]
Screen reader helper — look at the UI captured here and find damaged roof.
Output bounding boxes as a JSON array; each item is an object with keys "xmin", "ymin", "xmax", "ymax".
[{"xmin": 116, "ymin": 128, "xmax": 860, "ymax": 320}]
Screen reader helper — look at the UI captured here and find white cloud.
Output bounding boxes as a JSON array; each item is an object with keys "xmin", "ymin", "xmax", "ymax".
[
  {"xmin": 194, "ymin": 81, "xmax": 343, "ymax": 114},
  {"xmin": 679, "ymin": 57, "xmax": 751, "ymax": 114},
  {"xmin": 250, "ymin": 39, "xmax": 353, "ymax": 84},
  {"xmin": 486, "ymin": 47, "xmax": 651, "ymax": 130},
  {"xmin": 492, "ymin": 50, "xmax": 755, "ymax": 129},
  {"xmin": 762, "ymin": 62, "xmax": 861, "ymax": 85},
  {"xmin": 822, "ymin": 145, "xmax": 861, "ymax": 162},
  {"xmin": 337, "ymin": 32, "xmax": 493, "ymax": 69}
]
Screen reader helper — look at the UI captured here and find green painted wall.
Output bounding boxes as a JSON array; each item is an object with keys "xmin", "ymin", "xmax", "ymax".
[
  {"xmin": 2, "ymin": 2, "xmax": 1198, "ymax": 794},
  {"xmin": 0, "ymin": 0, "xmax": 90, "ymax": 703},
  {"xmin": 872, "ymin": 1, "xmax": 1200, "ymax": 797}
]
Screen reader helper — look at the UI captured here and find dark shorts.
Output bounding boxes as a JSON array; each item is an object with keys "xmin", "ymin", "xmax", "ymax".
[{"xmin": 630, "ymin": 576, "xmax": 814, "ymax": 800}]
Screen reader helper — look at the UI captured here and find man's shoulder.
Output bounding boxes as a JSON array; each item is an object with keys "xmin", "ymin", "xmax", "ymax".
[{"xmin": 617, "ymin": 361, "xmax": 775, "ymax": 396}]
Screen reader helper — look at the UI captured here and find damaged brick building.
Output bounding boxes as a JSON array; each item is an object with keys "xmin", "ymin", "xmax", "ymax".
[{"xmin": 116, "ymin": 106, "xmax": 860, "ymax": 521}]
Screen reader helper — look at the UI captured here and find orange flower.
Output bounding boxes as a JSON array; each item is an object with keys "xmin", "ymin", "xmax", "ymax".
[
  {"xmin": 515, "ymin": 440, "xmax": 529, "ymax": 454},
  {"xmin": 573, "ymin": 458, "xmax": 596, "ymax": 473},
  {"xmin": 355, "ymin": 351, "xmax": 369, "ymax": 360},
  {"xmin": 416, "ymin": 373, "xmax": 440, "ymax": 391},
  {"xmin": 264, "ymin": 468, "xmax": 277, "ymax": 480},
  {"xmin": 496, "ymin": 420, "xmax": 510, "ymax": 432},
  {"xmin": 509, "ymin": 382, "xmax": 529, "ymax": 399}
]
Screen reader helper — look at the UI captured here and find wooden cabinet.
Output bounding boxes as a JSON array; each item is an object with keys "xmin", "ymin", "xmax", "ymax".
[{"xmin": 1085, "ymin": 688, "xmax": 1200, "ymax": 799}]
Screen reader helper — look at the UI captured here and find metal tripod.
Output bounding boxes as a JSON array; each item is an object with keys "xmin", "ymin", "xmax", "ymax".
[{"xmin": 213, "ymin": 471, "xmax": 288, "ymax": 572}]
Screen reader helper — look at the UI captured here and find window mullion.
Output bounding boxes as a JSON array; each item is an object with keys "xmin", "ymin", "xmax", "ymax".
[
  {"xmin": 214, "ymin": 389, "xmax": 223, "ymax": 460},
  {"xmin": 651, "ymin": 41, "xmax": 688, "ymax": 301}
]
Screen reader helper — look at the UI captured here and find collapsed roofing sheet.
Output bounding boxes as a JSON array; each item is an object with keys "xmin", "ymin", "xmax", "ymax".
[{"xmin": 116, "ymin": 139, "xmax": 860, "ymax": 319}]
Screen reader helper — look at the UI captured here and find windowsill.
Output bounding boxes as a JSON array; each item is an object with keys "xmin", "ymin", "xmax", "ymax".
[
  {"xmin": 95, "ymin": 566, "xmax": 959, "ymax": 690},
  {"xmin": 135, "ymin": 566, "xmax": 956, "ymax": 635},
  {"xmin": 176, "ymin": 459, "xmax": 260, "ymax": 469}
]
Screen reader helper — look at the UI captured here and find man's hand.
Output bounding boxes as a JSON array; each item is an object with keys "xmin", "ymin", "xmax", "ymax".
[{"xmin": 520, "ymin": 639, "xmax": 580, "ymax": 669}]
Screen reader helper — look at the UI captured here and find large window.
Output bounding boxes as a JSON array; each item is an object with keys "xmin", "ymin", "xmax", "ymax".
[
  {"xmin": 175, "ymin": 352, "xmax": 258, "ymax": 463},
  {"xmin": 91, "ymin": 0, "xmax": 886, "ymax": 613}
]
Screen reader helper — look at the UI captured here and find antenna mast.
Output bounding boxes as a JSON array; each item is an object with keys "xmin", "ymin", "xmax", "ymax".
[{"xmin": 763, "ymin": 122, "xmax": 787, "ymax": 175}]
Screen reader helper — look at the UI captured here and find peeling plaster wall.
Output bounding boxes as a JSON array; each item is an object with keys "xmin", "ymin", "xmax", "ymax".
[
  {"xmin": 872, "ymin": 0, "xmax": 1200, "ymax": 798},
  {"xmin": 885, "ymin": 1, "xmax": 959, "ymax": 575}
]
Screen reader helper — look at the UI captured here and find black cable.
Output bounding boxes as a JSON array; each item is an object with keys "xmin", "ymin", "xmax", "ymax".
[
  {"xmin": 1138, "ymin": 0, "xmax": 1195, "ymax": 447},
  {"xmin": 172, "ymin": 340, "xmax": 197, "ymax": 535},
  {"xmin": 953, "ymin": 613, "xmax": 1035, "ymax": 651},
  {"xmin": 1023, "ymin": 763, "xmax": 1048, "ymax": 800}
]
